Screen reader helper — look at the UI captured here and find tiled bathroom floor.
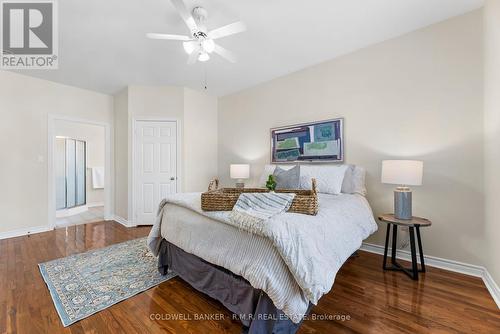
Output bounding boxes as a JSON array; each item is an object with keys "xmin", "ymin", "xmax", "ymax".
[{"xmin": 55, "ymin": 206, "xmax": 104, "ymax": 227}]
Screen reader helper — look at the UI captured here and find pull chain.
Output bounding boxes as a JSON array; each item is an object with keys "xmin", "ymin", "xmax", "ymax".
[{"xmin": 204, "ymin": 63, "xmax": 208, "ymax": 90}]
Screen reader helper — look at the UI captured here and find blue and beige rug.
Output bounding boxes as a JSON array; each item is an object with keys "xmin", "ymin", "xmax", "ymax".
[{"xmin": 39, "ymin": 237, "xmax": 176, "ymax": 327}]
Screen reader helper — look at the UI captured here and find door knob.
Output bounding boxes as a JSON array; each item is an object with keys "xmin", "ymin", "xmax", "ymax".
[{"xmin": 170, "ymin": 177, "xmax": 175, "ymax": 181}]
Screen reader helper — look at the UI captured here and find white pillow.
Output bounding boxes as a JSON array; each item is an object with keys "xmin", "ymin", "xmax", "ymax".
[
  {"xmin": 341, "ymin": 165, "xmax": 367, "ymax": 196},
  {"xmin": 258, "ymin": 164, "xmax": 294, "ymax": 187},
  {"xmin": 259, "ymin": 164, "xmax": 366, "ymax": 195},
  {"xmin": 299, "ymin": 165, "xmax": 348, "ymax": 195}
]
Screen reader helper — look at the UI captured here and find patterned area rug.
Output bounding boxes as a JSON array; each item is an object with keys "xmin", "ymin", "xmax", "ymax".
[{"xmin": 39, "ymin": 237, "xmax": 176, "ymax": 327}]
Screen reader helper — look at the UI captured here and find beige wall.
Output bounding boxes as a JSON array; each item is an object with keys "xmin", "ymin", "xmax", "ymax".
[
  {"xmin": 54, "ymin": 120, "xmax": 106, "ymax": 205},
  {"xmin": 183, "ymin": 88, "xmax": 218, "ymax": 192},
  {"xmin": 218, "ymin": 11, "xmax": 485, "ymax": 266},
  {"xmin": 0, "ymin": 71, "xmax": 113, "ymax": 234},
  {"xmin": 484, "ymin": 0, "xmax": 500, "ymax": 286},
  {"xmin": 128, "ymin": 86, "xmax": 184, "ymax": 119},
  {"xmin": 113, "ymin": 85, "xmax": 218, "ymax": 222},
  {"xmin": 113, "ymin": 88, "xmax": 129, "ymax": 219}
]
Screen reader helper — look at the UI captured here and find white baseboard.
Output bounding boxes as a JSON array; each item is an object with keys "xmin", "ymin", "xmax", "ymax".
[
  {"xmin": 112, "ymin": 215, "xmax": 136, "ymax": 228},
  {"xmin": 361, "ymin": 242, "xmax": 500, "ymax": 309},
  {"xmin": 483, "ymin": 268, "xmax": 500, "ymax": 309},
  {"xmin": 0, "ymin": 214, "xmax": 134, "ymax": 241},
  {"xmin": 0, "ymin": 225, "xmax": 52, "ymax": 240}
]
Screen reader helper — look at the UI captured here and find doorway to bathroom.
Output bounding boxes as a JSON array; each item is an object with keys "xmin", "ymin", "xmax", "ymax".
[{"xmin": 50, "ymin": 117, "xmax": 109, "ymax": 228}]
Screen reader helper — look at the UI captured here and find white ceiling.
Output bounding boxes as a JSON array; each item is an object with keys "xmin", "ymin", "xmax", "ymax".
[{"xmin": 15, "ymin": 0, "xmax": 483, "ymax": 96}]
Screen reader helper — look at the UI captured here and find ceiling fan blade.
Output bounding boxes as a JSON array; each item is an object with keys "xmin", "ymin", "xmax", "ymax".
[
  {"xmin": 214, "ymin": 44, "xmax": 236, "ymax": 63},
  {"xmin": 208, "ymin": 21, "xmax": 246, "ymax": 40},
  {"xmin": 171, "ymin": 0, "xmax": 198, "ymax": 34},
  {"xmin": 146, "ymin": 33, "xmax": 191, "ymax": 41},
  {"xmin": 187, "ymin": 46, "xmax": 201, "ymax": 64}
]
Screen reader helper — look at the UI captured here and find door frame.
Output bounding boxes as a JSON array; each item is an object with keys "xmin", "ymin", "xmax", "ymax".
[
  {"xmin": 131, "ymin": 118, "xmax": 181, "ymax": 226},
  {"xmin": 48, "ymin": 114, "xmax": 113, "ymax": 230}
]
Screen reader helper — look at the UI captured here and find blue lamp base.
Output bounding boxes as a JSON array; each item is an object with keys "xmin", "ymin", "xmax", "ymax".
[{"xmin": 394, "ymin": 187, "xmax": 412, "ymax": 220}]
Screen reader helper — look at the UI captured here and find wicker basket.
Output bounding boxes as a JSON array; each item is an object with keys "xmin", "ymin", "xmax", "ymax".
[{"xmin": 201, "ymin": 178, "xmax": 318, "ymax": 215}]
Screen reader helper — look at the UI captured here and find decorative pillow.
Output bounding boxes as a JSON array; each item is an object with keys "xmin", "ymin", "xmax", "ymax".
[
  {"xmin": 273, "ymin": 165, "xmax": 300, "ymax": 189},
  {"xmin": 299, "ymin": 165, "xmax": 348, "ymax": 195},
  {"xmin": 341, "ymin": 165, "xmax": 367, "ymax": 196},
  {"xmin": 258, "ymin": 164, "xmax": 294, "ymax": 187}
]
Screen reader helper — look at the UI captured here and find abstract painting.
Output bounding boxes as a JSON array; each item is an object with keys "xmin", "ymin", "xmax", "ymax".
[{"xmin": 270, "ymin": 118, "xmax": 343, "ymax": 162}]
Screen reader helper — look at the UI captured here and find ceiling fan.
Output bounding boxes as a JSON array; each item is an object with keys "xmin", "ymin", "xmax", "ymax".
[{"xmin": 147, "ymin": 0, "xmax": 246, "ymax": 64}]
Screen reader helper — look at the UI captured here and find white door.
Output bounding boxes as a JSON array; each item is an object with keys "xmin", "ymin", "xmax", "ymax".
[{"xmin": 134, "ymin": 120, "xmax": 177, "ymax": 225}]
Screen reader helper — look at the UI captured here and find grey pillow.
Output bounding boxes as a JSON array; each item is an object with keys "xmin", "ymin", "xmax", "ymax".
[
  {"xmin": 273, "ymin": 165, "xmax": 300, "ymax": 189},
  {"xmin": 341, "ymin": 164, "xmax": 367, "ymax": 195},
  {"xmin": 341, "ymin": 164, "xmax": 355, "ymax": 193}
]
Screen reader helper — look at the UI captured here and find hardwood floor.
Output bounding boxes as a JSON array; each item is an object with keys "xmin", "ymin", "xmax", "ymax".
[{"xmin": 0, "ymin": 221, "xmax": 498, "ymax": 333}]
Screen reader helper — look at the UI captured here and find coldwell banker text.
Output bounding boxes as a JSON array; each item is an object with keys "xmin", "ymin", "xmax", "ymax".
[{"xmin": 1, "ymin": 0, "xmax": 58, "ymax": 69}]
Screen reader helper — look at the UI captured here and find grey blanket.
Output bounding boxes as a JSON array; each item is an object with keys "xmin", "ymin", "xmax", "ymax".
[{"xmin": 229, "ymin": 192, "xmax": 295, "ymax": 234}]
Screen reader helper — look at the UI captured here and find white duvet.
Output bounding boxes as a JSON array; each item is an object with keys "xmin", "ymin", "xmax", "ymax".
[{"xmin": 148, "ymin": 192, "xmax": 377, "ymax": 323}]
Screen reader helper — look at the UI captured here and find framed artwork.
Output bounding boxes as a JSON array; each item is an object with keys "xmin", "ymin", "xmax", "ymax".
[{"xmin": 270, "ymin": 118, "xmax": 344, "ymax": 163}]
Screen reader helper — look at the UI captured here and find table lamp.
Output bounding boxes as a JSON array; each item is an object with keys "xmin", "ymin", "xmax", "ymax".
[
  {"xmin": 230, "ymin": 164, "xmax": 250, "ymax": 188},
  {"xmin": 381, "ymin": 160, "xmax": 423, "ymax": 220}
]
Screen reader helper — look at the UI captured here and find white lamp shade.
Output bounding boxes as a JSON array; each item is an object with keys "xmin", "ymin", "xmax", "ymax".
[
  {"xmin": 381, "ymin": 160, "xmax": 423, "ymax": 186},
  {"xmin": 230, "ymin": 164, "xmax": 250, "ymax": 179}
]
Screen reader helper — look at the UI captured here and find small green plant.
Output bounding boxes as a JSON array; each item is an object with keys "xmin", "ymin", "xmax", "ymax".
[{"xmin": 266, "ymin": 174, "xmax": 276, "ymax": 191}]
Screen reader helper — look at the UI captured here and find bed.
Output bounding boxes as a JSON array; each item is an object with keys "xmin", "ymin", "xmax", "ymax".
[{"xmin": 148, "ymin": 165, "xmax": 378, "ymax": 333}]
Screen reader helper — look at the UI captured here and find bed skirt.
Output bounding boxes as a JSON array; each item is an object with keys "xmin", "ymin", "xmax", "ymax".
[{"xmin": 157, "ymin": 239, "xmax": 312, "ymax": 334}]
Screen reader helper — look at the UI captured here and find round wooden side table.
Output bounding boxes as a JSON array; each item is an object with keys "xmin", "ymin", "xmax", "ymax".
[{"xmin": 378, "ymin": 214, "xmax": 432, "ymax": 281}]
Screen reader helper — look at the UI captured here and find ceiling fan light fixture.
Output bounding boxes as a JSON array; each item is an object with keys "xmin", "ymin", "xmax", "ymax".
[
  {"xmin": 202, "ymin": 39, "xmax": 215, "ymax": 53},
  {"xmin": 183, "ymin": 41, "xmax": 197, "ymax": 54},
  {"xmin": 147, "ymin": 3, "xmax": 245, "ymax": 64},
  {"xmin": 198, "ymin": 52, "xmax": 210, "ymax": 62}
]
